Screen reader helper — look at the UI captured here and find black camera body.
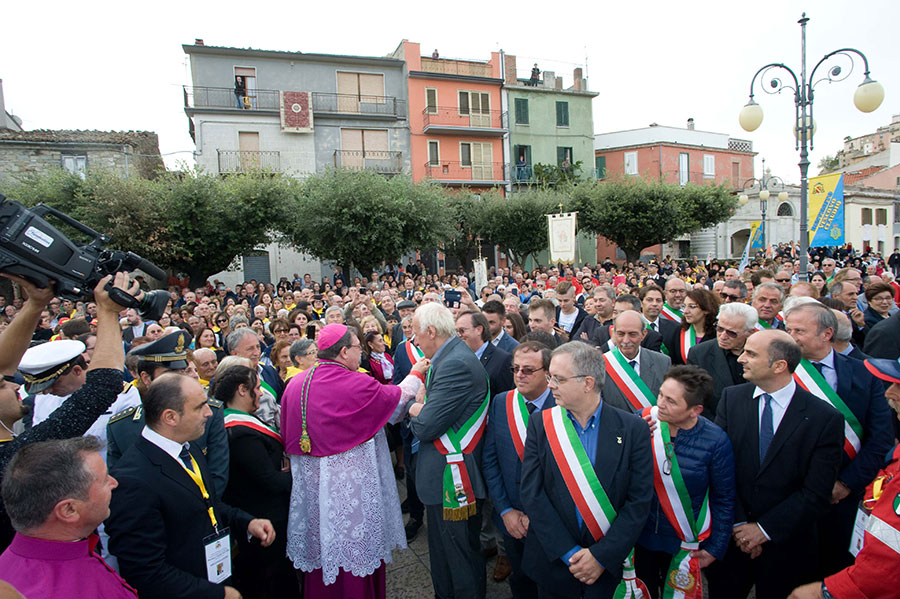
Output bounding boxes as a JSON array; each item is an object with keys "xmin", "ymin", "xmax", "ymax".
[{"xmin": 0, "ymin": 194, "xmax": 169, "ymax": 320}]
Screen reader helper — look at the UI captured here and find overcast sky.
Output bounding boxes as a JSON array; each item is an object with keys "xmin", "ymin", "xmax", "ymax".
[{"xmin": 3, "ymin": 0, "xmax": 896, "ymax": 185}]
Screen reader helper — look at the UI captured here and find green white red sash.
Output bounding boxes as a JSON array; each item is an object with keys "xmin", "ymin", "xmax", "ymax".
[
  {"xmin": 224, "ymin": 408, "xmax": 283, "ymax": 445},
  {"xmin": 604, "ymin": 347, "xmax": 656, "ymax": 411},
  {"xmin": 614, "ymin": 550, "xmax": 650, "ymax": 599},
  {"xmin": 405, "ymin": 339, "xmax": 424, "ymax": 365},
  {"xmin": 425, "ymin": 369, "xmax": 491, "ymax": 520},
  {"xmin": 661, "ymin": 303, "xmax": 683, "ymax": 322},
  {"xmin": 679, "ymin": 326, "xmax": 698, "ymax": 363},
  {"xmin": 643, "ymin": 406, "xmax": 710, "ymax": 599},
  {"xmin": 754, "ymin": 318, "xmax": 772, "ymax": 331},
  {"xmin": 505, "ymin": 390, "xmax": 530, "ymax": 461},
  {"xmin": 793, "ymin": 359, "xmax": 863, "ymax": 459},
  {"xmin": 543, "ymin": 406, "xmax": 646, "ymax": 596}
]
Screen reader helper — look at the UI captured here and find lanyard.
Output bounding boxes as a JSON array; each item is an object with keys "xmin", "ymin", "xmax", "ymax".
[{"xmin": 181, "ymin": 454, "xmax": 219, "ymax": 533}]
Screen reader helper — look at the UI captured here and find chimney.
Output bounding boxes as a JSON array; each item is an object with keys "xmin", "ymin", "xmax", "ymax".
[
  {"xmin": 543, "ymin": 71, "xmax": 555, "ymax": 89},
  {"xmin": 504, "ymin": 54, "xmax": 518, "ymax": 86},
  {"xmin": 573, "ymin": 68, "xmax": 583, "ymax": 91},
  {"xmin": 555, "ymin": 77, "xmax": 563, "ymax": 90},
  {"xmin": 687, "ymin": 117, "xmax": 695, "ymax": 130},
  {"xmin": 195, "ymin": 38, "xmax": 205, "ymax": 46}
]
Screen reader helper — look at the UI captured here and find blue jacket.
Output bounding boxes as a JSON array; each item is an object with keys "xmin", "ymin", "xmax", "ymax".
[{"xmin": 637, "ymin": 415, "xmax": 736, "ymax": 560}]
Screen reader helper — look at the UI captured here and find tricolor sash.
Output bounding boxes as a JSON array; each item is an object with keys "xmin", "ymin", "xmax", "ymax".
[
  {"xmin": 793, "ymin": 359, "xmax": 863, "ymax": 459},
  {"xmin": 224, "ymin": 408, "xmax": 283, "ymax": 445},
  {"xmin": 604, "ymin": 347, "xmax": 656, "ymax": 411},
  {"xmin": 543, "ymin": 406, "xmax": 646, "ymax": 595},
  {"xmin": 405, "ymin": 339, "xmax": 424, "ymax": 365},
  {"xmin": 679, "ymin": 326, "xmax": 698, "ymax": 363},
  {"xmin": 643, "ymin": 407, "xmax": 710, "ymax": 599},
  {"xmin": 649, "ymin": 322, "xmax": 671, "ymax": 356},
  {"xmin": 425, "ymin": 369, "xmax": 491, "ymax": 520},
  {"xmin": 754, "ymin": 318, "xmax": 772, "ymax": 331},
  {"xmin": 661, "ymin": 303, "xmax": 683, "ymax": 322},
  {"xmin": 505, "ymin": 390, "xmax": 529, "ymax": 461},
  {"xmin": 614, "ymin": 551, "xmax": 651, "ymax": 599}
]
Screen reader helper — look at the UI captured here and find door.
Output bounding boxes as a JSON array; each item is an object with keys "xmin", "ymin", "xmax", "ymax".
[
  {"xmin": 337, "ymin": 72, "xmax": 360, "ymax": 113},
  {"xmin": 238, "ymin": 132, "xmax": 260, "ymax": 171},
  {"xmin": 469, "ymin": 92, "xmax": 491, "ymax": 127},
  {"xmin": 340, "ymin": 129, "xmax": 364, "ymax": 169},
  {"xmin": 472, "ymin": 143, "xmax": 492, "ymax": 180}
]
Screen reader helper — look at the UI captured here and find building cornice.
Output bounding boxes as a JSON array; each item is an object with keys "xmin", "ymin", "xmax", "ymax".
[
  {"xmin": 595, "ymin": 141, "xmax": 756, "ymax": 156},
  {"xmin": 408, "ymin": 71, "xmax": 503, "ymax": 85},
  {"xmin": 183, "ymin": 44, "xmax": 404, "ymax": 68}
]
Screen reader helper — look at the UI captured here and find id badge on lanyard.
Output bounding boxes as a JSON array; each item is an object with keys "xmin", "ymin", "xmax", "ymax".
[{"xmin": 203, "ymin": 528, "xmax": 232, "ymax": 583}]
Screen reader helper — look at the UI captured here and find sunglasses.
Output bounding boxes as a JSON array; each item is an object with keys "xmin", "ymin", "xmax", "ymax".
[
  {"xmin": 510, "ymin": 366, "xmax": 544, "ymax": 376},
  {"xmin": 715, "ymin": 325, "xmax": 741, "ymax": 338}
]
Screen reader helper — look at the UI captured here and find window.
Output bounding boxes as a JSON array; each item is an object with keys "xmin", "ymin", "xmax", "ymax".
[
  {"xmin": 877, "ymin": 208, "xmax": 887, "ymax": 226},
  {"xmin": 514, "ymin": 145, "xmax": 532, "ymax": 182},
  {"xmin": 61, "ymin": 155, "xmax": 87, "ymax": 179},
  {"xmin": 556, "ymin": 101, "xmax": 569, "ymax": 127},
  {"xmin": 732, "ymin": 162, "xmax": 741, "ymax": 187},
  {"xmin": 595, "ymin": 156, "xmax": 606, "ymax": 179},
  {"xmin": 460, "ymin": 142, "xmax": 493, "ymax": 179},
  {"xmin": 458, "ymin": 91, "xmax": 490, "ymax": 115},
  {"xmin": 624, "ymin": 152, "xmax": 638, "ymax": 176},
  {"xmin": 428, "ymin": 141, "xmax": 440, "ymax": 166},
  {"xmin": 679, "ymin": 153, "xmax": 689, "ymax": 185},
  {"xmin": 557, "ymin": 147, "xmax": 573, "ymax": 166},
  {"xmin": 425, "ymin": 88, "xmax": 437, "ymax": 114},
  {"xmin": 234, "ymin": 67, "xmax": 257, "ymax": 109},
  {"xmin": 703, "ymin": 154, "xmax": 715, "ymax": 178},
  {"xmin": 514, "ymin": 98, "xmax": 529, "ymax": 124},
  {"xmin": 895, "ymin": 203, "xmax": 900, "ymax": 223},
  {"xmin": 777, "ymin": 203, "xmax": 793, "ymax": 216},
  {"xmin": 337, "ymin": 72, "xmax": 385, "ymax": 112},
  {"xmin": 340, "ymin": 129, "xmax": 389, "ymax": 170},
  {"xmin": 862, "ymin": 208, "xmax": 873, "ymax": 226}
]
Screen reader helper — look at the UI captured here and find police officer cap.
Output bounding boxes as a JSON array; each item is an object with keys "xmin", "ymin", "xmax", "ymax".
[
  {"xmin": 18, "ymin": 340, "xmax": 86, "ymax": 394},
  {"xmin": 129, "ymin": 330, "xmax": 190, "ymax": 370}
]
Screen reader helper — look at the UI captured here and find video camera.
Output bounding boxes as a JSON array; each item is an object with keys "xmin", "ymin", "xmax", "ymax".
[{"xmin": 0, "ymin": 194, "xmax": 169, "ymax": 321}]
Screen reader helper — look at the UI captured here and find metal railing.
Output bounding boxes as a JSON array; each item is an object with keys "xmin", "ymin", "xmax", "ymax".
[
  {"xmin": 423, "ymin": 107, "xmax": 505, "ymax": 130},
  {"xmin": 424, "ymin": 161, "xmax": 505, "ymax": 182},
  {"xmin": 184, "ymin": 86, "xmax": 280, "ymax": 111},
  {"xmin": 419, "ymin": 57, "xmax": 493, "ymax": 77},
  {"xmin": 217, "ymin": 150, "xmax": 281, "ymax": 173},
  {"xmin": 334, "ymin": 150, "xmax": 402, "ymax": 173},
  {"xmin": 728, "ymin": 138, "xmax": 754, "ymax": 152},
  {"xmin": 312, "ymin": 93, "xmax": 405, "ymax": 117}
]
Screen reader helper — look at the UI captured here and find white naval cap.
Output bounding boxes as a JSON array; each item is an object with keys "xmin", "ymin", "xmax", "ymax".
[{"xmin": 18, "ymin": 340, "xmax": 87, "ymax": 394}]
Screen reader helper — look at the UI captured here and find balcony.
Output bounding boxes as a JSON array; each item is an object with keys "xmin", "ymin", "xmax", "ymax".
[
  {"xmin": 334, "ymin": 150, "xmax": 402, "ymax": 174},
  {"xmin": 217, "ymin": 150, "xmax": 281, "ymax": 173},
  {"xmin": 728, "ymin": 138, "xmax": 754, "ymax": 153},
  {"xmin": 184, "ymin": 86, "xmax": 280, "ymax": 111},
  {"xmin": 312, "ymin": 93, "xmax": 406, "ymax": 119},
  {"xmin": 419, "ymin": 57, "xmax": 493, "ymax": 78},
  {"xmin": 424, "ymin": 161, "xmax": 507, "ymax": 185},
  {"xmin": 423, "ymin": 107, "xmax": 506, "ymax": 136}
]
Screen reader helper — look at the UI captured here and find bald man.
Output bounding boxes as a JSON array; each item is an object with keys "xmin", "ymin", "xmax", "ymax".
[{"xmin": 601, "ymin": 310, "xmax": 671, "ymax": 413}]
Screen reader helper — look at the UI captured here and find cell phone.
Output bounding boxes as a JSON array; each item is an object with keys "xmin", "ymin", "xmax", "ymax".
[
  {"xmin": 306, "ymin": 324, "xmax": 317, "ymax": 339},
  {"xmin": 444, "ymin": 290, "xmax": 461, "ymax": 308}
]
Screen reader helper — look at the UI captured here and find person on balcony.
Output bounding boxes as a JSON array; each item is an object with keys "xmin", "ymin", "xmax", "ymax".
[{"xmin": 234, "ymin": 76, "xmax": 246, "ymax": 109}]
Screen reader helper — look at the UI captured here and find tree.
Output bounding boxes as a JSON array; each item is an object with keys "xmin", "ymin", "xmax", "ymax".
[
  {"xmin": 283, "ymin": 169, "xmax": 454, "ymax": 275},
  {"xmin": 573, "ymin": 178, "xmax": 736, "ymax": 263},
  {"xmin": 478, "ymin": 188, "xmax": 568, "ymax": 266},
  {"xmin": 443, "ymin": 190, "xmax": 490, "ymax": 268},
  {"xmin": 818, "ymin": 154, "xmax": 840, "ymax": 174}
]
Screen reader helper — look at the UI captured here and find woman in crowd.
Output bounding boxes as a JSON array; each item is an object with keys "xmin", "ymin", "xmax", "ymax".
[
  {"xmin": 810, "ymin": 271, "xmax": 828, "ymax": 296},
  {"xmin": 664, "ymin": 288, "xmax": 719, "ymax": 366},
  {"xmin": 504, "ymin": 312, "xmax": 527, "ymax": 342},
  {"xmin": 269, "ymin": 339, "xmax": 293, "ymax": 382},
  {"xmin": 364, "ymin": 331, "xmax": 394, "ymax": 385},
  {"xmin": 288, "ymin": 308, "xmax": 309, "ymax": 331},
  {"xmin": 195, "ymin": 326, "xmax": 226, "ymax": 361},
  {"xmin": 250, "ymin": 318, "xmax": 273, "ymax": 346},
  {"xmin": 215, "ymin": 365, "xmax": 298, "ymax": 599},
  {"xmin": 214, "ymin": 311, "xmax": 231, "ymax": 347},
  {"xmin": 864, "ymin": 281, "xmax": 896, "ymax": 329}
]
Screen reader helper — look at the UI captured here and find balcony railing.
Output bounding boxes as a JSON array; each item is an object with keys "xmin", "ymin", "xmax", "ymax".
[
  {"xmin": 424, "ymin": 161, "xmax": 505, "ymax": 182},
  {"xmin": 419, "ymin": 57, "xmax": 493, "ymax": 78},
  {"xmin": 423, "ymin": 107, "xmax": 505, "ymax": 130},
  {"xmin": 334, "ymin": 150, "xmax": 402, "ymax": 173},
  {"xmin": 218, "ymin": 150, "xmax": 281, "ymax": 173},
  {"xmin": 184, "ymin": 86, "xmax": 281, "ymax": 111},
  {"xmin": 728, "ymin": 138, "xmax": 754, "ymax": 153},
  {"xmin": 312, "ymin": 93, "xmax": 405, "ymax": 117}
]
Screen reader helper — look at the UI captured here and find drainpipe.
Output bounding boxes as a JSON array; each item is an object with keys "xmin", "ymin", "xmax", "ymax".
[{"xmin": 500, "ymin": 49, "xmax": 510, "ymax": 195}]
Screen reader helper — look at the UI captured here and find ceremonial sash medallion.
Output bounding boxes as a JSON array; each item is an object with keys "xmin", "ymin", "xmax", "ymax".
[
  {"xmin": 224, "ymin": 408, "xmax": 283, "ymax": 444},
  {"xmin": 425, "ymin": 369, "xmax": 491, "ymax": 520},
  {"xmin": 679, "ymin": 326, "xmax": 697, "ymax": 363},
  {"xmin": 793, "ymin": 359, "xmax": 863, "ymax": 459},
  {"xmin": 505, "ymin": 390, "xmax": 529, "ymax": 461},
  {"xmin": 643, "ymin": 407, "xmax": 710, "ymax": 599},
  {"xmin": 543, "ymin": 406, "xmax": 647, "ymax": 596},
  {"xmin": 661, "ymin": 303, "xmax": 683, "ymax": 322},
  {"xmin": 604, "ymin": 347, "xmax": 656, "ymax": 411}
]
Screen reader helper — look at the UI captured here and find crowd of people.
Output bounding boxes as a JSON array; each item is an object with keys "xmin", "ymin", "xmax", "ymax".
[{"xmin": 0, "ymin": 245, "xmax": 899, "ymax": 599}]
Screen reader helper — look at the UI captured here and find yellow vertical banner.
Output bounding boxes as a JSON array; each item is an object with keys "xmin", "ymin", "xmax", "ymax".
[{"xmin": 808, "ymin": 173, "xmax": 845, "ymax": 247}]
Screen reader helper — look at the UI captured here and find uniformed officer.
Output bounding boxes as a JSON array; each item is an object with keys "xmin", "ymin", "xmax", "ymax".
[{"xmin": 107, "ymin": 330, "xmax": 229, "ymax": 498}]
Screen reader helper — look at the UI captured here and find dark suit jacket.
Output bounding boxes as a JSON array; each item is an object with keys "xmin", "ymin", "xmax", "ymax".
[
  {"xmin": 482, "ymin": 389, "xmax": 556, "ymax": 533},
  {"xmin": 122, "ymin": 322, "xmax": 148, "ymax": 344},
  {"xmin": 493, "ymin": 330, "xmax": 520, "ymax": 354},
  {"xmin": 687, "ymin": 341, "xmax": 745, "ymax": 419},
  {"xmin": 480, "ymin": 343, "xmax": 514, "ymax": 397},
  {"xmin": 520, "ymin": 403, "xmax": 653, "ymax": 595},
  {"xmin": 556, "ymin": 306, "xmax": 588, "ymax": 336},
  {"xmin": 648, "ymin": 317, "xmax": 679, "ymax": 354},
  {"xmin": 107, "ymin": 437, "xmax": 254, "ymax": 599},
  {"xmin": 259, "ymin": 363, "xmax": 284, "ymax": 400},
  {"xmin": 571, "ymin": 315, "xmax": 612, "ymax": 347},
  {"xmin": 410, "ymin": 336, "xmax": 490, "ymax": 505},
  {"xmin": 392, "ymin": 339, "xmax": 415, "ymax": 384},
  {"xmin": 223, "ymin": 422, "xmax": 292, "ymax": 525},
  {"xmin": 714, "ymin": 383, "xmax": 843, "ymax": 546},
  {"xmin": 661, "ymin": 326, "xmax": 715, "ymax": 366},
  {"xmin": 863, "ymin": 310, "xmax": 900, "ymax": 360},
  {"xmin": 601, "ymin": 349, "xmax": 670, "ymax": 413}
]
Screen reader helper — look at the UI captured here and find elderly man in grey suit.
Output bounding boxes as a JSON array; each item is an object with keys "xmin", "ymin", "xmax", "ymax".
[
  {"xmin": 601, "ymin": 310, "xmax": 671, "ymax": 413},
  {"xmin": 409, "ymin": 302, "xmax": 491, "ymax": 599}
]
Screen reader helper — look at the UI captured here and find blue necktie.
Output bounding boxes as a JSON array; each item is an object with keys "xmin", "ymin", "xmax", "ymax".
[
  {"xmin": 811, "ymin": 362, "xmax": 825, "ymax": 376},
  {"xmin": 526, "ymin": 402, "xmax": 537, "ymax": 415},
  {"xmin": 759, "ymin": 393, "xmax": 774, "ymax": 463},
  {"xmin": 178, "ymin": 446, "xmax": 194, "ymax": 470}
]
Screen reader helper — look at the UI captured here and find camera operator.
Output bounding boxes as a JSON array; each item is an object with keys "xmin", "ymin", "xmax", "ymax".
[{"xmin": 0, "ymin": 271, "xmax": 139, "ymax": 550}]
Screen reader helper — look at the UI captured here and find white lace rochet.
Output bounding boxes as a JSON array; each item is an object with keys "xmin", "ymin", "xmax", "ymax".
[{"xmin": 286, "ymin": 428, "xmax": 406, "ymax": 584}]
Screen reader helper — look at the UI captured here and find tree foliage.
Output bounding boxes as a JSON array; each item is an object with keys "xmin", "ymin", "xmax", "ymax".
[
  {"xmin": 283, "ymin": 169, "xmax": 454, "ymax": 275},
  {"xmin": 817, "ymin": 154, "xmax": 840, "ymax": 174},
  {"xmin": 573, "ymin": 178, "xmax": 736, "ymax": 263},
  {"xmin": 478, "ymin": 188, "xmax": 568, "ymax": 266},
  {"xmin": 443, "ymin": 190, "xmax": 489, "ymax": 267}
]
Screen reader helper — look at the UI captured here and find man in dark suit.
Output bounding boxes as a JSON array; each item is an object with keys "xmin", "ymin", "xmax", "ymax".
[
  {"xmin": 554, "ymin": 281, "xmax": 588, "ymax": 338},
  {"xmin": 862, "ymin": 308, "xmax": 900, "ymax": 359},
  {"xmin": 482, "ymin": 300, "xmax": 519, "ymax": 354},
  {"xmin": 389, "ymin": 300, "xmax": 418, "ymax": 354},
  {"xmin": 687, "ymin": 303, "xmax": 758, "ymax": 419},
  {"xmin": 520, "ymin": 342, "xmax": 653, "ymax": 598},
  {"xmin": 107, "ymin": 374, "xmax": 275, "ymax": 599},
  {"xmin": 601, "ymin": 311, "xmax": 670, "ymax": 413},
  {"xmin": 639, "ymin": 285, "xmax": 679, "ymax": 346},
  {"xmin": 588, "ymin": 295, "xmax": 663, "ymax": 353},
  {"xmin": 832, "ymin": 309, "xmax": 870, "ymax": 361},
  {"xmin": 783, "ymin": 302, "xmax": 894, "ymax": 577},
  {"xmin": 393, "ymin": 335, "xmax": 426, "ymax": 539},
  {"xmin": 572, "ymin": 286, "xmax": 615, "ymax": 344},
  {"xmin": 483, "ymin": 341, "xmax": 555, "ymax": 599},
  {"xmin": 121, "ymin": 308, "xmax": 148, "ymax": 344},
  {"xmin": 706, "ymin": 329, "xmax": 844, "ymax": 599},
  {"xmin": 456, "ymin": 310, "xmax": 514, "ymax": 396},
  {"xmin": 227, "ymin": 328, "xmax": 282, "ymax": 432},
  {"xmin": 409, "ymin": 303, "xmax": 491, "ymax": 599}
]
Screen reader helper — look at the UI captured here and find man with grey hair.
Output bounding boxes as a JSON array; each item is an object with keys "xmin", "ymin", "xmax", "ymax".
[
  {"xmin": 687, "ymin": 303, "xmax": 758, "ymax": 418},
  {"xmin": 751, "ymin": 282, "xmax": 785, "ymax": 330},
  {"xmin": 409, "ymin": 302, "xmax": 491, "ymax": 599},
  {"xmin": 571, "ymin": 285, "xmax": 615, "ymax": 343},
  {"xmin": 520, "ymin": 341, "xmax": 653, "ymax": 596},
  {"xmin": 830, "ymin": 309, "xmax": 867, "ymax": 361},
  {"xmin": 228, "ymin": 328, "xmax": 282, "ymax": 431},
  {"xmin": 719, "ymin": 280, "xmax": 748, "ymax": 304},
  {"xmin": 601, "ymin": 310, "xmax": 671, "ymax": 413}
]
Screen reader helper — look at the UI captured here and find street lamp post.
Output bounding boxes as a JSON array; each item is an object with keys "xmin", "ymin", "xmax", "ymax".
[
  {"xmin": 738, "ymin": 12, "xmax": 884, "ymax": 280},
  {"xmin": 739, "ymin": 157, "xmax": 789, "ymax": 251}
]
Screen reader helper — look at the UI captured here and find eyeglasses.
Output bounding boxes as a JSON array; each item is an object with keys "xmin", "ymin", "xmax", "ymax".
[
  {"xmin": 546, "ymin": 374, "xmax": 588, "ymax": 385},
  {"xmin": 775, "ymin": 278, "xmax": 791, "ymax": 282},
  {"xmin": 510, "ymin": 365, "xmax": 544, "ymax": 376},
  {"xmin": 216, "ymin": 318, "xmax": 228, "ymax": 323},
  {"xmin": 715, "ymin": 325, "xmax": 741, "ymax": 338}
]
